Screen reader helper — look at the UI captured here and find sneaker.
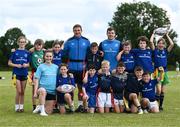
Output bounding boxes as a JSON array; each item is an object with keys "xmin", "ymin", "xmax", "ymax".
[
  {"xmin": 159, "ymin": 106, "xmax": 163, "ymax": 111},
  {"xmin": 143, "ymin": 109, "xmax": 149, "ymax": 114},
  {"xmin": 40, "ymin": 112, "xmax": 48, "ymax": 116},
  {"xmin": 138, "ymin": 109, "xmax": 143, "ymax": 114},
  {"xmin": 83, "ymin": 108, "xmax": 88, "ymax": 113},
  {"xmin": 33, "ymin": 105, "xmax": 41, "ymax": 114},
  {"xmin": 69, "ymin": 105, "xmax": 75, "ymax": 112},
  {"xmin": 15, "ymin": 109, "xmax": 20, "ymax": 112},
  {"xmin": 19, "ymin": 109, "xmax": 24, "ymax": 112},
  {"xmin": 75, "ymin": 105, "xmax": 84, "ymax": 113}
]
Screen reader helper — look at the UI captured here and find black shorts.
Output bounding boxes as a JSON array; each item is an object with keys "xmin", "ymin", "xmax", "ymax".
[
  {"xmin": 46, "ymin": 93, "xmax": 56, "ymax": 101},
  {"xmin": 57, "ymin": 92, "xmax": 74, "ymax": 105},
  {"xmin": 16, "ymin": 75, "xmax": 28, "ymax": 81},
  {"xmin": 69, "ymin": 70, "xmax": 84, "ymax": 86},
  {"xmin": 124, "ymin": 92, "xmax": 139, "ymax": 107}
]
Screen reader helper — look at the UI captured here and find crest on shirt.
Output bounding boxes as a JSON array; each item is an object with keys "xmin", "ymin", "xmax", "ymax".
[{"xmin": 24, "ymin": 54, "xmax": 28, "ymax": 58}]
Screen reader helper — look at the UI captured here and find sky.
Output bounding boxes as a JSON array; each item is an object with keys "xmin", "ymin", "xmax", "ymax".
[{"xmin": 0, "ymin": 0, "xmax": 180, "ymax": 45}]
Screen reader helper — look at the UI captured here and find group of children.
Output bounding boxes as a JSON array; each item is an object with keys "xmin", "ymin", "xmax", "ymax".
[{"xmin": 8, "ymin": 28, "xmax": 174, "ymax": 116}]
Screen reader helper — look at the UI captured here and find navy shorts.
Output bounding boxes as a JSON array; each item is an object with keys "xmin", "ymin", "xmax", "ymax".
[
  {"xmin": 16, "ymin": 75, "xmax": 28, "ymax": 81},
  {"xmin": 87, "ymin": 92, "xmax": 96, "ymax": 108},
  {"xmin": 69, "ymin": 70, "xmax": 83, "ymax": 86},
  {"xmin": 57, "ymin": 92, "xmax": 74, "ymax": 105},
  {"xmin": 46, "ymin": 93, "xmax": 56, "ymax": 101}
]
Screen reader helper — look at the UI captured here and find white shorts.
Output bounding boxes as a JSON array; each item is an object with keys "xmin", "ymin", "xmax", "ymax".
[
  {"xmin": 149, "ymin": 101, "xmax": 159, "ymax": 110},
  {"xmin": 114, "ymin": 98, "xmax": 124, "ymax": 106},
  {"xmin": 97, "ymin": 92, "xmax": 112, "ymax": 108},
  {"xmin": 176, "ymin": 68, "xmax": 179, "ymax": 72}
]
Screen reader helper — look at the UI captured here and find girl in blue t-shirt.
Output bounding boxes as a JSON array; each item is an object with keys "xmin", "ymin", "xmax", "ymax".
[
  {"xmin": 52, "ymin": 40, "xmax": 64, "ymax": 66},
  {"xmin": 8, "ymin": 36, "xmax": 30, "ymax": 112},
  {"xmin": 150, "ymin": 31, "xmax": 174, "ymax": 110},
  {"xmin": 33, "ymin": 50, "xmax": 58, "ymax": 116},
  {"xmin": 56, "ymin": 63, "xmax": 75, "ymax": 114}
]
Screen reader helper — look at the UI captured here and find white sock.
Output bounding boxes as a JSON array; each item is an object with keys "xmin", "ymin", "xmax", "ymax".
[
  {"xmin": 15, "ymin": 104, "xmax": 19, "ymax": 111},
  {"xmin": 19, "ymin": 104, "xmax": 24, "ymax": 109},
  {"xmin": 40, "ymin": 105, "xmax": 45, "ymax": 113},
  {"xmin": 78, "ymin": 101, "xmax": 83, "ymax": 106}
]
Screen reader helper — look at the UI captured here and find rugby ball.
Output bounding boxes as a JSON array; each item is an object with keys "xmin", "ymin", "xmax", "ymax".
[
  {"xmin": 60, "ymin": 84, "xmax": 75, "ymax": 93},
  {"xmin": 154, "ymin": 27, "xmax": 169, "ymax": 36}
]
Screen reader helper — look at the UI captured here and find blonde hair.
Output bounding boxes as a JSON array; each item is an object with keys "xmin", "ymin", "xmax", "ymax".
[
  {"xmin": 101, "ymin": 60, "xmax": 110, "ymax": 67},
  {"xmin": 17, "ymin": 36, "xmax": 26, "ymax": 43}
]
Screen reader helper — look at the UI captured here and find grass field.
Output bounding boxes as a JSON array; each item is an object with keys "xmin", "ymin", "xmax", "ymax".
[{"xmin": 0, "ymin": 71, "xmax": 180, "ymax": 127}]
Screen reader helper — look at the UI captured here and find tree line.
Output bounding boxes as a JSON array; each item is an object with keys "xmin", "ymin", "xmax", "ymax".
[{"xmin": 0, "ymin": 1, "xmax": 179, "ymax": 69}]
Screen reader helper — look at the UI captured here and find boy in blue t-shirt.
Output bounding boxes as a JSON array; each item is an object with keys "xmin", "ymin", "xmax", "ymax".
[
  {"xmin": 140, "ymin": 69, "xmax": 164, "ymax": 113},
  {"xmin": 116, "ymin": 40, "xmax": 135, "ymax": 73},
  {"xmin": 111, "ymin": 62, "xmax": 128, "ymax": 113},
  {"xmin": 97, "ymin": 60, "xmax": 112, "ymax": 113},
  {"xmin": 150, "ymin": 31, "xmax": 174, "ymax": 110},
  {"xmin": 82, "ymin": 64, "xmax": 98, "ymax": 113},
  {"xmin": 8, "ymin": 36, "xmax": 30, "ymax": 112},
  {"xmin": 132, "ymin": 36, "xmax": 154, "ymax": 73}
]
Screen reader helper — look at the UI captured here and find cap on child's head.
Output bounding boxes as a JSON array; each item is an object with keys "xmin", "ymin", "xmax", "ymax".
[
  {"xmin": 117, "ymin": 61, "xmax": 125, "ymax": 67},
  {"xmin": 87, "ymin": 64, "xmax": 96, "ymax": 70},
  {"xmin": 134, "ymin": 66, "xmax": 143, "ymax": 72},
  {"xmin": 142, "ymin": 71, "xmax": 150, "ymax": 76},
  {"xmin": 34, "ymin": 39, "xmax": 44, "ymax": 46},
  {"xmin": 137, "ymin": 36, "xmax": 149, "ymax": 43},
  {"xmin": 90, "ymin": 42, "xmax": 98, "ymax": 48}
]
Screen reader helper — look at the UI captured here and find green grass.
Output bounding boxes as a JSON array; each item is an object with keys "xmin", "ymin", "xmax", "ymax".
[{"xmin": 0, "ymin": 71, "xmax": 180, "ymax": 127}]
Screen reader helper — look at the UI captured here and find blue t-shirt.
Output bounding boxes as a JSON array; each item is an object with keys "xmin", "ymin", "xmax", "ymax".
[
  {"xmin": 121, "ymin": 52, "xmax": 135, "ymax": 73},
  {"xmin": 153, "ymin": 48, "xmax": 168, "ymax": 71},
  {"xmin": 98, "ymin": 73, "xmax": 111, "ymax": 93},
  {"xmin": 141, "ymin": 79, "xmax": 158, "ymax": 101},
  {"xmin": 83, "ymin": 74, "xmax": 98, "ymax": 95},
  {"xmin": 99, "ymin": 39, "xmax": 121, "ymax": 71},
  {"xmin": 132, "ymin": 49, "xmax": 154, "ymax": 73},
  {"xmin": 35, "ymin": 63, "xmax": 58, "ymax": 95},
  {"xmin": 53, "ymin": 50, "xmax": 63, "ymax": 66},
  {"xmin": 9, "ymin": 49, "xmax": 30, "ymax": 76},
  {"xmin": 56, "ymin": 74, "xmax": 75, "ymax": 87}
]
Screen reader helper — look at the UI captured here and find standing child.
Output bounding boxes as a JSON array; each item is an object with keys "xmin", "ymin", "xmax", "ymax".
[
  {"xmin": 176, "ymin": 61, "xmax": 179, "ymax": 76},
  {"xmin": 33, "ymin": 50, "xmax": 58, "ymax": 116},
  {"xmin": 82, "ymin": 64, "xmax": 98, "ymax": 113},
  {"xmin": 8, "ymin": 36, "xmax": 30, "ymax": 112},
  {"xmin": 30, "ymin": 39, "xmax": 44, "ymax": 110},
  {"xmin": 132, "ymin": 36, "xmax": 154, "ymax": 73},
  {"xmin": 140, "ymin": 69, "xmax": 164, "ymax": 113},
  {"xmin": 150, "ymin": 32, "xmax": 174, "ymax": 110},
  {"xmin": 124, "ymin": 66, "xmax": 144, "ymax": 114},
  {"xmin": 97, "ymin": 60, "xmax": 112, "ymax": 113},
  {"xmin": 111, "ymin": 62, "xmax": 128, "ymax": 113},
  {"xmin": 86, "ymin": 42, "xmax": 103, "ymax": 71},
  {"xmin": 52, "ymin": 40, "xmax": 64, "ymax": 66},
  {"xmin": 116, "ymin": 40, "xmax": 135, "ymax": 73},
  {"xmin": 56, "ymin": 63, "xmax": 76, "ymax": 114}
]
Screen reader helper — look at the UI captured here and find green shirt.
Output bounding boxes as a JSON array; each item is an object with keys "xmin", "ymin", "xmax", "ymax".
[{"xmin": 31, "ymin": 50, "xmax": 44, "ymax": 70}]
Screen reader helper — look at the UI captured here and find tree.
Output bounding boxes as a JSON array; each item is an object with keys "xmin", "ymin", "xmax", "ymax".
[
  {"xmin": 109, "ymin": 1, "xmax": 177, "ymax": 47},
  {"xmin": 109, "ymin": 1, "xmax": 179, "ymax": 68},
  {"xmin": 0, "ymin": 27, "xmax": 33, "ymax": 67}
]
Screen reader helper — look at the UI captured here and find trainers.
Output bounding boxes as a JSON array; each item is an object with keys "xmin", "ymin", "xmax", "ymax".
[
  {"xmin": 33, "ymin": 105, "xmax": 41, "ymax": 114},
  {"xmin": 159, "ymin": 106, "xmax": 163, "ymax": 111},
  {"xmin": 40, "ymin": 112, "xmax": 48, "ymax": 116},
  {"xmin": 19, "ymin": 109, "xmax": 24, "ymax": 112},
  {"xmin": 143, "ymin": 109, "xmax": 149, "ymax": 114},
  {"xmin": 69, "ymin": 105, "xmax": 75, "ymax": 112},
  {"xmin": 75, "ymin": 105, "xmax": 84, "ymax": 113},
  {"xmin": 138, "ymin": 109, "xmax": 143, "ymax": 114}
]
